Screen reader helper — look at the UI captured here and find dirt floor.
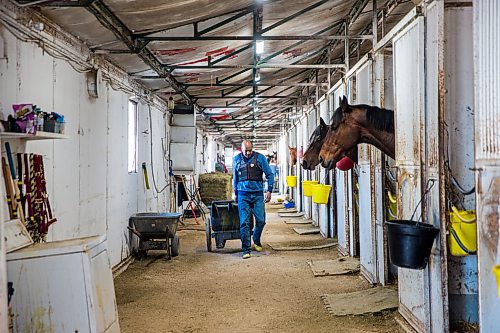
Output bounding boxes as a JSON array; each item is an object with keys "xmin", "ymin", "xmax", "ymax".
[{"xmin": 114, "ymin": 204, "xmax": 403, "ymax": 333}]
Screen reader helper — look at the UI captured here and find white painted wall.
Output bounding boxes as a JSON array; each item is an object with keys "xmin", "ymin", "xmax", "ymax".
[{"xmin": 0, "ymin": 26, "xmax": 169, "ymax": 268}]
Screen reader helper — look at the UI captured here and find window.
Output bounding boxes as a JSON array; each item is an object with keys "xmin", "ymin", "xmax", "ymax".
[{"xmin": 128, "ymin": 100, "xmax": 138, "ymax": 173}]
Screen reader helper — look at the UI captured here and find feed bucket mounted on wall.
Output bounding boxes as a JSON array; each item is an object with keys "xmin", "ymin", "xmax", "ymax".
[
  {"xmin": 493, "ymin": 265, "xmax": 500, "ymax": 298},
  {"xmin": 447, "ymin": 207, "xmax": 477, "ymax": 256},
  {"xmin": 312, "ymin": 184, "xmax": 331, "ymax": 204},
  {"xmin": 302, "ymin": 180, "xmax": 318, "ymax": 197},
  {"xmin": 386, "ymin": 220, "xmax": 440, "ymax": 270},
  {"xmin": 286, "ymin": 175, "xmax": 297, "ymax": 187}
]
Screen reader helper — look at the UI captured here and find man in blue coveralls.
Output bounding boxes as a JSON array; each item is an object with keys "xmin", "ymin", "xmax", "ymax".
[{"xmin": 233, "ymin": 140, "xmax": 274, "ymax": 259}]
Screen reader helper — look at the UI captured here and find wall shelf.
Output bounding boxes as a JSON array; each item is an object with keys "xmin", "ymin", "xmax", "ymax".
[{"xmin": 0, "ymin": 131, "xmax": 68, "ymax": 140}]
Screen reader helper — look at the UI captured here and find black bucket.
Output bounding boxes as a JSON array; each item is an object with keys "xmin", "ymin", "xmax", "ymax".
[{"xmin": 386, "ymin": 220, "xmax": 440, "ymax": 270}]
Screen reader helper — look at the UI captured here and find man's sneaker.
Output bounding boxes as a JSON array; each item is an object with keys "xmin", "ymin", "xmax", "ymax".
[
  {"xmin": 254, "ymin": 244, "xmax": 263, "ymax": 252},
  {"xmin": 242, "ymin": 253, "xmax": 251, "ymax": 259}
]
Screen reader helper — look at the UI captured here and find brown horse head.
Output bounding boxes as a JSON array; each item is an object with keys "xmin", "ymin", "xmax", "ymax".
[
  {"xmin": 302, "ymin": 117, "xmax": 359, "ymax": 170},
  {"xmin": 319, "ymin": 96, "xmax": 395, "ymax": 169},
  {"xmin": 288, "ymin": 146, "xmax": 297, "ymax": 165},
  {"xmin": 302, "ymin": 117, "xmax": 329, "ymax": 170}
]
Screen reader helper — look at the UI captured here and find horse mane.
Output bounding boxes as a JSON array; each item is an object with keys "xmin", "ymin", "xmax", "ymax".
[
  {"xmin": 360, "ymin": 104, "xmax": 394, "ymax": 132},
  {"xmin": 330, "ymin": 107, "xmax": 343, "ymax": 129}
]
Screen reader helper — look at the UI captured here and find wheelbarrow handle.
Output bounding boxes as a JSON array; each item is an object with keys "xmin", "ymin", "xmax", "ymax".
[{"xmin": 127, "ymin": 226, "xmax": 147, "ymax": 241}]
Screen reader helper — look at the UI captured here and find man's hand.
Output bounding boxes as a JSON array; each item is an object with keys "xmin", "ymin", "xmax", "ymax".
[{"xmin": 264, "ymin": 191, "xmax": 271, "ymax": 203}]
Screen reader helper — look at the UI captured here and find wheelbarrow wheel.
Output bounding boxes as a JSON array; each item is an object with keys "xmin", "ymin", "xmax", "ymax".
[
  {"xmin": 205, "ymin": 217, "xmax": 212, "ymax": 252},
  {"xmin": 171, "ymin": 235, "xmax": 180, "ymax": 257},
  {"xmin": 137, "ymin": 249, "xmax": 147, "ymax": 260}
]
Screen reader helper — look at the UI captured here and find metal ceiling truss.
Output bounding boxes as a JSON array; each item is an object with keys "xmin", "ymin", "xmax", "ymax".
[
  {"xmin": 83, "ymin": 0, "xmax": 194, "ymax": 104},
  {"xmin": 18, "ymin": 0, "xmax": 402, "ymax": 144}
]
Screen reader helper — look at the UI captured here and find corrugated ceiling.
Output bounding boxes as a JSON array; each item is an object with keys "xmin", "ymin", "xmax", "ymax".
[{"xmin": 13, "ymin": 0, "xmax": 413, "ymax": 147}]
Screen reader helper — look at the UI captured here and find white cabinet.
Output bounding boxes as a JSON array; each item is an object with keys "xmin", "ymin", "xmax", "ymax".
[{"xmin": 6, "ymin": 235, "xmax": 120, "ymax": 333}]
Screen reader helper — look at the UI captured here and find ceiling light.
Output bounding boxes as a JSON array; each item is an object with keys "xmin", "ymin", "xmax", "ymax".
[
  {"xmin": 168, "ymin": 96, "xmax": 175, "ymax": 110},
  {"xmin": 255, "ymin": 40, "xmax": 264, "ymax": 54},
  {"xmin": 255, "ymin": 70, "xmax": 261, "ymax": 82}
]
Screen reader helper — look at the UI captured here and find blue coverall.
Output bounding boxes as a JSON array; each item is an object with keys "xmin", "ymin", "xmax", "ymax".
[{"xmin": 233, "ymin": 152, "xmax": 274, "ymax": 254}]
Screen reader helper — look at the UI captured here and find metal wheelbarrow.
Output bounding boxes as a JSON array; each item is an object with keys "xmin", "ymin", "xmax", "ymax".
[
  {"xmin": 205, "ymin": 200, "xmax": 253, "ymax": 252},
  {"xmin": 129, "ymin": 212, "xmax": 182, "ymax": 260}
]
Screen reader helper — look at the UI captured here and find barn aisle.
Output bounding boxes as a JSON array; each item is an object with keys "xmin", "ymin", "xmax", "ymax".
[{"xmin": 114, "ymin": 205, "xmax": 402, "ymax": 333}]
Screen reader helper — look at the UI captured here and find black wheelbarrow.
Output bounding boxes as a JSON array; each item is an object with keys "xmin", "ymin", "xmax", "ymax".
[
  {"xmin": 205, "ymin": 200, "xmax": 253, "ymax": 252},
  {"xmin": 129, "ymin": 212, "xmax": 182, "ymax": 260}
]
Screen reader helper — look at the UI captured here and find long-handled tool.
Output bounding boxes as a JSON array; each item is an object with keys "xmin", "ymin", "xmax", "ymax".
[
  {"xmin": 142, "ymin": 162, "xmax": 150, "ymax": 190},
  {"xmin": 2, "ymin": 156, "xmax": 16, "ymax": 219},
  {"xmin": 5, "ymin": 142, "xmax": 25, "ymax": 224}
]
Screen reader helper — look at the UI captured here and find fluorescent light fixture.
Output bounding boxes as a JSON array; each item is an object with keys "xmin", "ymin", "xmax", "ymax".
[
  {"xmin": 255, "ymin": 40, "xmax": 264, "ymax": 54},
  {"xmin": 255, "ymin": 71, "xmax": 261, "ymax": 82}
]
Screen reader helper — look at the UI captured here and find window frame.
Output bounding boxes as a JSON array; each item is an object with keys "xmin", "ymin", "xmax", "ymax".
[{"xmin": 127, "ymin": 99, "xmax": 139, "ymax": 173}]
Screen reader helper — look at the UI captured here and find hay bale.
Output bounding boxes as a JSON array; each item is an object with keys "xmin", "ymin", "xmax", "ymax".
[{"xmin": 198, "ymin": 172, "xmax": 233, "ymax": 204}]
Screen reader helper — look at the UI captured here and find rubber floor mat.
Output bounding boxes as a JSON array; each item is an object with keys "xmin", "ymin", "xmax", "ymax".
[
  {"xmin": 293, "ymin": 227, "xmax": 320, "ymax": 235},
  {"xmin": 321, "ymin": 287, "xmax": 398, "ymax": 316},
  {"xmin": 277, "ymin": 208, "xmax": 298, "ymax": 213},
  {"xmin": 307, "ymin": 257, "xmax": 360, "ymax": 276},
  {"xmin": 268, "ymin": 240, "xmax": 337, "ymax": 251},
  {"xmin": 284, "ymin": 219, "xmax": 312, "ymax": 224},
  {"xmin": 278, "ymin": 212, "xmax": 304, "ymax": 218}
]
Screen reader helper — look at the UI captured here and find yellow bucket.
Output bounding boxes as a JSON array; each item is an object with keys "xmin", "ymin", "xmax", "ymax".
[
  {"xmin": 447, "ymin": 207, "xmax": 477, "ymax": 256},
  {"xmin": 286, "ymin": 175, "xmax": 297, "ymax": 187},
  {"xmin": 302, "ymin": 180, "xmax": 318, "ymax": 197},
  {"xmin": 312, "ymin": 184, "xmax": 332, "ymax": 204},
  {"xmin": 493, "ymin": 265, "xmax": 500, "ymax": 298}
]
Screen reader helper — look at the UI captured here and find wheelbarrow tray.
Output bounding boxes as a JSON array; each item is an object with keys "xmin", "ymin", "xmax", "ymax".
[
  {"xmin": 130, "ymin": 212, "xmax": 182, "ymax": 239},
  {"xmin": 206, "ymin": 200, "xmax": 254, "ymax": 251}
]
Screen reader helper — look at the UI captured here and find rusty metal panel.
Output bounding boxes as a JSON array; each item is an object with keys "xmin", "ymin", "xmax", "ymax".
[
  {"xmin": 373, "ymin": 51, "xmax": 392, "ymax": 285},
  {"xmin": 336, "ymin": 168, "xmax": 348, "ymax": 255},
  {"xmin": 475, "ymin": 172, "xmax": 500, "ymax": 332},
  {"xmin": 474, "ymin": 0, "xmax": 500, "ymax": 330},
  {"xmin": 345, "ymin": 79, "xmax": 356, "ymax": 257},
  {"xmin": 356, "ymin": 60, "xmax": 377, "ymax": 282},
  {"xmin": 302, "ymin": 116, "xmax": 312, "ymax": 218},
  {"xmin": 292, "ymin": 122, "xmax": 302, "ymax": 210},
  {"xmin": 307, "ymin": 110, "xmax": 319, "ymax": 225},
  {"xmin": 424, "ymin": 2, "xmax": 448, "ymax": 333},
  {"xmin": 393, "ymin": 16, "xmax": 427, "ymax": 331},
  {"xmin": 394, "ymin": 26, "xmax": 423, "ymax": 167},
  {"xmin": 443, "ymin": 4, "xmax": 477, "ymax": 327},
  {"xmin": 319, "ymin": 99, "xmax": 330, "ymax": 237},
  {"xmin": 475, "ymin": 2, "xmax": 500, "ymax": 162},
  {"xmin": 327, "ymin": 83, "xmax": 344, "ymax": 238}
]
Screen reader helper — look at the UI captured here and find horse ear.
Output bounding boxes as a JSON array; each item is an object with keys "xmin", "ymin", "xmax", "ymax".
[
  {"xmin": 338, "ymin": 96, "xmax": 342, "ymax": 107},
  {"xmin": 341, "ymin": 96, "xmax": 351, "ymax": 113},
  {"xmin": 320, "ymin": 117, "xmax": 326, "ymax": 126}
]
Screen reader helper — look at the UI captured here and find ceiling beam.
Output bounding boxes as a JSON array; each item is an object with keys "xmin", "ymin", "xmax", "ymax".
[
  {"xmin": 167, "ymin": 64, "xmax": 345, "ymax": 70},
  {"xmin": 183, "ymin": 82, "xmax": 328, "ymax": 87},
  {"xmin": 261, "ymin": 0, "xmax": 332, "ymax": 34},
  {"xmin": 195, "ymin": 95, "xmax": 297, "ymax": 99},
  {"xmin": 86, "ymin": 0, "xmax": 193, "ymax": 103},
  {"xmin": 139, "ymin": 35, "xmax": 372, "ymax": 42}
]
